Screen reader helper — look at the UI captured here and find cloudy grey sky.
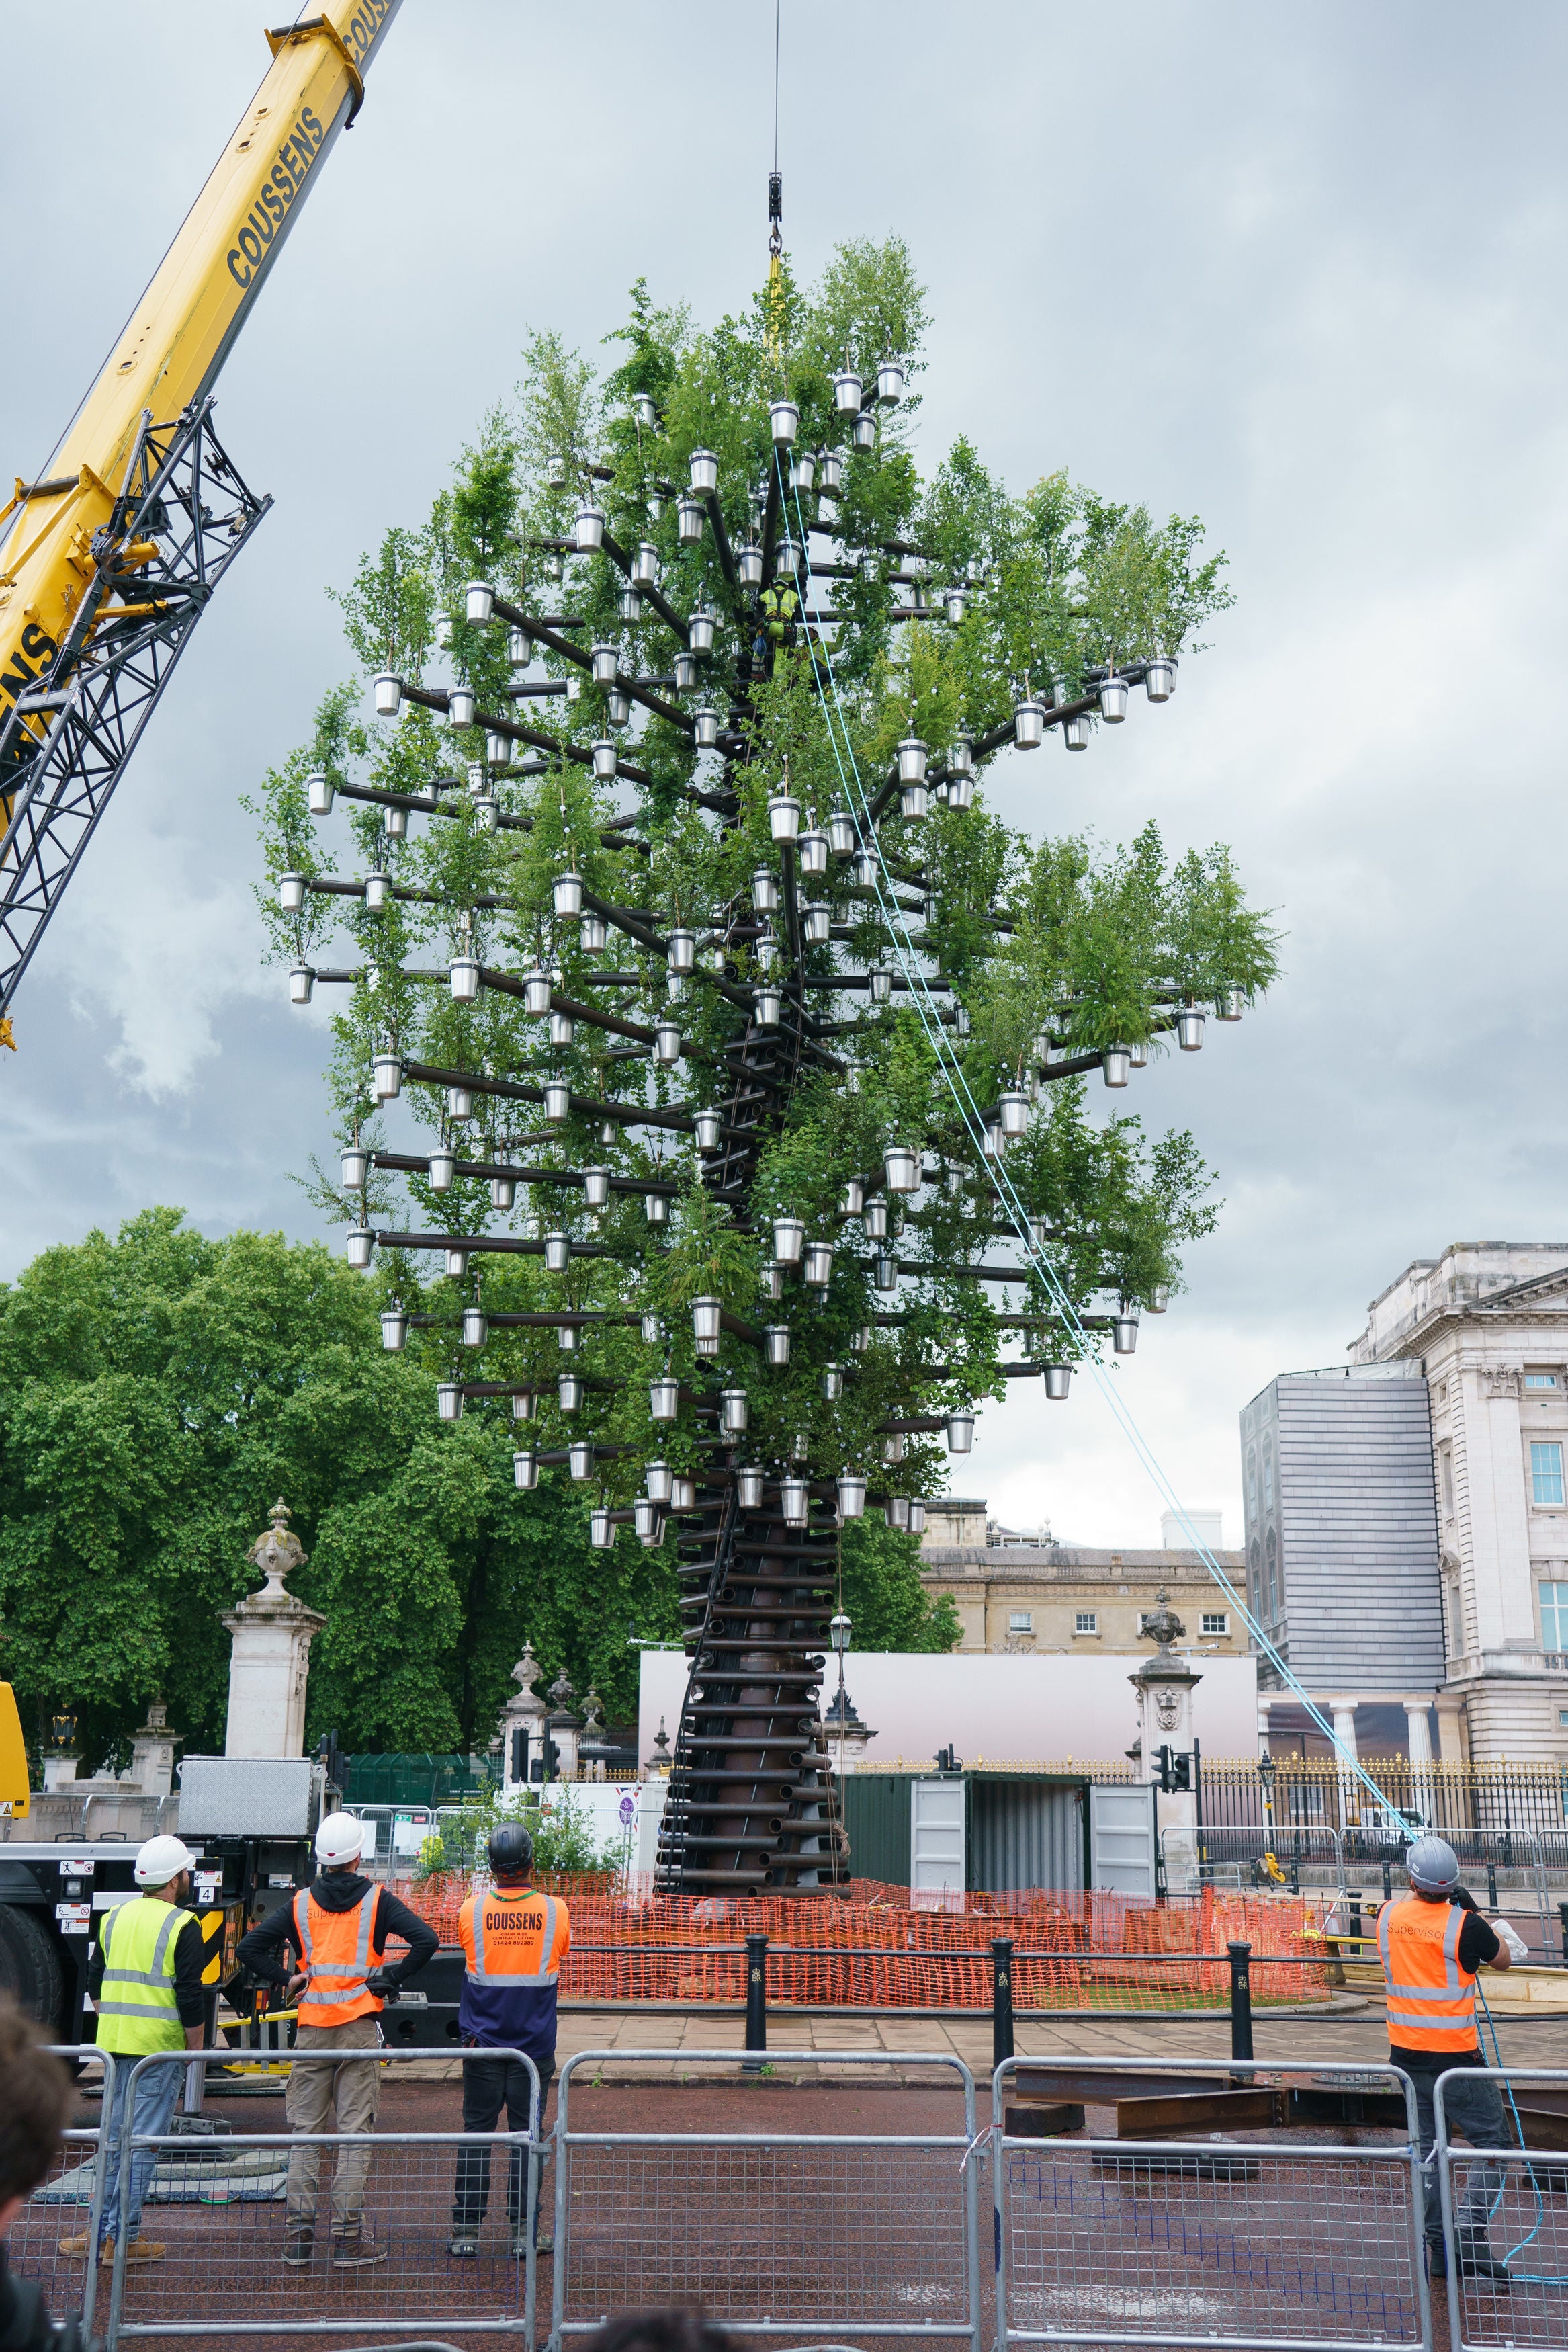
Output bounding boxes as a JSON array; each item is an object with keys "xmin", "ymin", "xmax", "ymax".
[{"xmin": 5, "ymin": 2, "xmax": 1565, "ymax": 1549}]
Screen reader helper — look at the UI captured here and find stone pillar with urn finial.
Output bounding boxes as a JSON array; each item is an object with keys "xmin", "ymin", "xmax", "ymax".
[
  {"xmin": 128, "ymin": 1699, "xmax": 178, "ymax": 1798},
  {"xmin": 220, "ymin": 1501, "xmax": 326, "ymax": 1758},
  {"xmin": 498, "ymin": 1642, "xmax": 549, "ymax": 1798},
  {"xmin": 1129, "ymin": 1589, "xmax": 1203, "ymax": 1893}
]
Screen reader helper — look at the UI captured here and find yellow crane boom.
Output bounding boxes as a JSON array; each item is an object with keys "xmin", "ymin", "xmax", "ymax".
[{"xmin": 0, "ymin": 3, "xmax": 402, "ymax": 1032}]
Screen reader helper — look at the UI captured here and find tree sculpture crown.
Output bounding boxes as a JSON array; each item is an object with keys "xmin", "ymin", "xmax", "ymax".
[{"xmin": 257, "ymin": 237, "xmax": 1276, "ymax": 1890}]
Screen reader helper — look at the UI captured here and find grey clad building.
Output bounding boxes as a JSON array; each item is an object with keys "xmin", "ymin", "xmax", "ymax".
[{"xmin": 1239, "ymin": 1363, "xmax": 1445, "ymax": 1753}]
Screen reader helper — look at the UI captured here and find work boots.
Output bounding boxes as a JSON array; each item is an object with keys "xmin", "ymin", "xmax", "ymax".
[{"xmin": 331, "ymin": 2223, "xmax": 387, "ymax": 2268}]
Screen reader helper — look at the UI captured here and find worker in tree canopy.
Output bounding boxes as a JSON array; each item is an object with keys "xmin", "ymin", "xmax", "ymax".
[
  {"xmin": 60, "ymin": 1835, "xmax": 206, "ymax": 2271},
  {"xmin": 1378, "ymin": 1835, "xmax": 1528, "ymax": 2285},
  {"xmin": 238, "ymin": 1812, "xmax": 437, "ymax": 2272},
  {"xmin": 448, "ymin": 1821, "xmax": 570, "ymax": 2259},
  {"xmin": 752, "ymin": 581, "xmax": 799, "ymax": 671}
]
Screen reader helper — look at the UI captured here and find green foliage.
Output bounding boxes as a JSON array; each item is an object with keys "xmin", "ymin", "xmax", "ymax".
[
  {"xmin": 435, "ymin": 1779, "xmax": 628, "ymax": 1878},
  {"xmin": 0, "ymin": 1213, "xmax": 950, "ymax": 1771},
  {"xmin": 840, "ymin": 1517, "xmax": 960, "ymax": 1653}
]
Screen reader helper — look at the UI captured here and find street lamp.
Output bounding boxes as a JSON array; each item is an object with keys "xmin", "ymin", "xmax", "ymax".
[{"xmin": 829, "ymin": 1609, "xmax": 853, "ymax": 1775}]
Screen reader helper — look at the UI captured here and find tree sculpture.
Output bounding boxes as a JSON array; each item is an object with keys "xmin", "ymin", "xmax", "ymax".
[{"xmin": 257, "ymin": 235, "xmax": 1276, "ymax": 1892}]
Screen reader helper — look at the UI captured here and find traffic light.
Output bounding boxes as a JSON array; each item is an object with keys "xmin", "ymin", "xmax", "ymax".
[{"xmin": 1156, "ymin": 1746, "xmax": 1192, "ymax": 1794}]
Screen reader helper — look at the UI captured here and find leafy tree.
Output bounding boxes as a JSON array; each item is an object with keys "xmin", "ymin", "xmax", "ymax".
[
  {"xmin": 0, "ymin": 1212, "xmax": 948, "ymax": 1770},
  {"xmin": 840, "ymin": 1517, "xmax": 959, "ymax": 1652}
]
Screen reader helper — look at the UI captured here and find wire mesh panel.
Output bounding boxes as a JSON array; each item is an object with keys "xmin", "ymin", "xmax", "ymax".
[
  {"xmin": 999, "ymin": 2140, "xmax": 1424, "ymax": 2351},
  {"xmin": 8, "ymin": 2048, "xmax": 116, "ymax": 2345},
  {"xmin": 95, "ymin": 2048, "xmax": 541, "ymax": 2347},
  {"xmin": 993, "ymin": 2057, "xmax": 1428, "ymax": 2352},
  {"xmin": 8, "ymin": 2032, "xmax": 116, "ymax": 2343},
  {"xmin": 107, "ymin": 2132, "xmax": 533, "ymax": 2341},
  {"xmin": 552, "ymin": 2047, "xmax": 981, "ymax": 2349},
  {"xmin": 1437, "ymin": 2068, "xmax": 1568, "ymax": 2352},
  {"xmin": 561, "ymin": 2136, "xmax": 970, "ymax": 2333}
]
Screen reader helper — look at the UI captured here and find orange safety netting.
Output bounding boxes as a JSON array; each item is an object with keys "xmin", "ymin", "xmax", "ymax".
[{"xmin": 391, "ymin": 1875, "xmax": 1332, "ymax": 2010}]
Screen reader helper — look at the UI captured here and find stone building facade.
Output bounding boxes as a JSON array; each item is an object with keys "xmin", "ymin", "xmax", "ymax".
[
  {"xmin": 919, "ymin": 1499, "xmax": 1249, "ymax": 1660},
  {"xmin": 1349, "ymin": 1242, "xmax": 1568, "ymax": 1762}
]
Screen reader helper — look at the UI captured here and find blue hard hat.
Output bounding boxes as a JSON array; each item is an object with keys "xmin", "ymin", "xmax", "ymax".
[{"xmin": 1406, "ymin": 1835, "xmax": 1459, "ymax": 1894}]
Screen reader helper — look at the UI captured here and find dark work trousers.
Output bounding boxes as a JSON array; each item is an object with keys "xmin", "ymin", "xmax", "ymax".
[
  {"xmin": 1403, "ymin": 2062, "xmax": 1510, "ymax": 2246},
  {"xmin": 452, "ymin": 2050, "xmax": 554, "ymax": 2239}
]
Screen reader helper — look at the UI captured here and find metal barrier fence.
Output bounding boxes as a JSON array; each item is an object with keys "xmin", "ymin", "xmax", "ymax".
[
  {"xmin": 1178, "ymin": 1826, "xmax": 1346, "ymax": 1898},
  {"xmin": 12, "ymin": 2047, "xmax": 118, "ymax": 2346},
  {"xmin": 12, "ymin": 2044, "xmax": 541, "ymax": 2349},
  {"xmin": 40, "ymin": 2041, "xmax": 1564, "ymax": 2351},
  {"xmin": 992, "ymin": 2055, "xmax": 1430, "ymax": 2352},
  {"xmin": 549, "ymin": 2046, "xmax": 983, "ymax": 2352},
  {"xmin": 1435, "ymin": 2064, "xmax": 1568, "ymax": 2352}
]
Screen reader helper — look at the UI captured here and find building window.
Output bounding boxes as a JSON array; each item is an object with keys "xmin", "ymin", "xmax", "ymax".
[
  {"xmin": 1262, "ymin": 1445, "xmax": 1274, "ymax": 1509},
  {"xmin": 1074, "ymin": 1611, "xmax": 1098, "ymax": 1635},
  {"xmin": 1201, "ymin": 1611, "xmax": 1229, "ymax": 1636},
  {"xmin": 1246, "ymin": 1447, "xmax": 1257, "ymax": 1520},
  {"xmin": 1248, "ymin": 1538, "xmax": 1261, "ymax": 1624},
  {"xmin": 1266, "ymin": 1527, "xmax": 1279, "ymax": 1622},
  {"xmin": 1440, "ymin": 1450, "xmax": 1454, "ymax": 1517},
  {"xmin": 1542, "ymin": 1584, "xmax": 1568, "ymax": 1652},
  {"xmin": 1525, "ymin": 1372, "xmax": 1559, "ymax": 1389},
  {"xmin": 1531, "ymin": 1442, "xmax": 1566, "ymax": 1507},
  {"xmin": 1008, "ymin": 1610, "xmax": 1033, "ymax": 1634}
]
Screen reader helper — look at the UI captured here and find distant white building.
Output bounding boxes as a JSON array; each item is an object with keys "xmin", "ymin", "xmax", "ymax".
[{"xmin": 1350, "ymin": 1242, "xmax": 1568, "ymax": 1763}]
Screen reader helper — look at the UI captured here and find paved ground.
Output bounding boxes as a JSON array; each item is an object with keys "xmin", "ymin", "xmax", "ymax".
[{"xmin": 547, "ymin": 1994, "xmax": 1568, "ymax": 2079}]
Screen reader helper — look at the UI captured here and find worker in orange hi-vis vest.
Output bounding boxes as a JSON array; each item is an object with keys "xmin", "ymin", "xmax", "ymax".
[
  {"xmin": 1378, "ymin": 1835, "xmax": 1527, "ymax": 2287},
  {"xmin": 238, "ymin": 1811, "xmax": 436, "ymax": 2271},
  {"xmin": 447, "ymin": 1822, "xmax": 570, "ymax": 2259}
]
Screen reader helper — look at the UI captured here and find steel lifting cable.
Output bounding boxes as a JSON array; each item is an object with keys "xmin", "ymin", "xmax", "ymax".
[{"xmin": 772, "ymin": 446, "xmax": 1401, "ymax": 1819}]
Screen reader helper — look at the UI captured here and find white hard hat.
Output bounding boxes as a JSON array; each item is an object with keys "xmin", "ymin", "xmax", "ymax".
[
  {"xmin": 134, "ymin": 1833, "xmax": 194, "ymax": 1888},
  {"xmin": 314, "ymin": 1810, "xmax": 366, "ymax": 1867},
  {"xmin": 1407, "ymin": 1835, "xmax": 1461, "ymax": 1894}
]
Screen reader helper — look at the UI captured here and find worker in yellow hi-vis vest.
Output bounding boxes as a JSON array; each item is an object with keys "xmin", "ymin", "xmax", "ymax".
[{"xmin": 60, "ymin": 1835, "xmax": 206, "ymax": 2270}]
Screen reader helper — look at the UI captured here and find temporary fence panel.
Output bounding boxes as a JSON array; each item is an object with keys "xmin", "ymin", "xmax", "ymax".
[
  {"xmin": 550, "ymin": 2047, "xmax": 982, "ymax": 2352},
  {"xmin": 1434, "ymin": 2064, "xmax": 1568, "ymax": 2352},
  {"xmin": 992, "ymin": 2055, "xmax": 1430, "ymax": 2352},
  {"xmin": 912, "ymin": 1777, "xmax": 968, "ymax": 1893},
  {"xmin": 969, "ymin": 1779, "xmax": 1084, "ymax": 1893},
  {"xmin": 393, "ymin": 1879, "xmax": 1332, "ymax": 2012},
  {"xmin": 101, "ymin": 2046, "xmax": 541, "ymax": 2350},
  {"xmin": 1089, "ymin": 1783, "xmax": 1158, "ymax": 1897},
  {"xmin": 10, "ymin": 2048, "xmax": 118, "ymax": 2346}
]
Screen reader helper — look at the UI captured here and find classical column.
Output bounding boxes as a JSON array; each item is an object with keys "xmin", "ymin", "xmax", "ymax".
[
  {"xmin": 1435, "ymin": 1694, "xmax": 1468, "ymax": 1763},
  {"xmin": 220, "ymin": 1501, "xmax": 325, "ymax": 1758},
  {"xmin": 1326, "ymin": 1695, "xmax": 1360, "ymax": 1837},
  {"xmin": 1327, "ymin": 1697, "xmax": 1360, "ymax": 1761},
  {"xmin": 1256, "ymin": 1700, "xmax": 1273, "ymax": 1755},
  {"xmin": 1403, "ymin": 1696, "xmax": 1434, "ymax": 1768}
]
